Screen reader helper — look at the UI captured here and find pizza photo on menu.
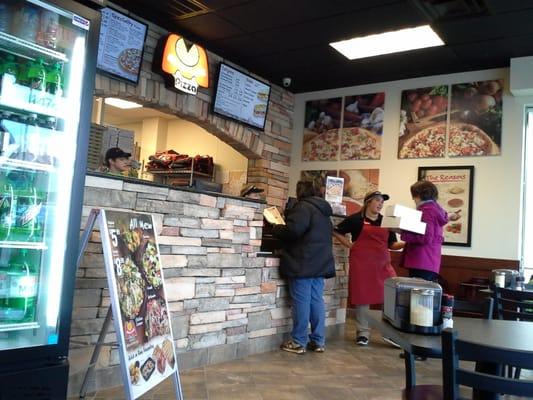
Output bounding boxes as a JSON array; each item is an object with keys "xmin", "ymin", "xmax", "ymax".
[
  {"xmin": 301, "ymin": 98, "xmax": 342, "ymax": 161},
  {"xmin": 118, "ymin": 48, "xmax": 142, "ymax": 75},
  {"xmin": 449, "ymin": 80, "xmax": 503, "ymax": 157}
]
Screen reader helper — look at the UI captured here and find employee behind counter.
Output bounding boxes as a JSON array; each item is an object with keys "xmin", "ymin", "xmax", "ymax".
[{"xmin": 98, "ymin": 147, "xmax": 138, "ymax": 177}]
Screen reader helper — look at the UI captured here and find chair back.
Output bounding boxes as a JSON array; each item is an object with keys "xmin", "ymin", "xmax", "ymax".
[
  {"xmin": 454, "ymin": 298, "xmax": 493, "ymax": 319},
  {"xmin": 442, "ymin": 329, "xmax": 533, "ymax": 399},
  {"xmin": 492, "ymin": 286, "xmax": 533, "ymax": 322}
]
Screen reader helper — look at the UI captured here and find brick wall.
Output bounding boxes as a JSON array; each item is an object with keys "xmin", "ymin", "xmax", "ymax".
[{"xmin": 67, "ymin": 176, "xmax": 348, "ymax": 395}]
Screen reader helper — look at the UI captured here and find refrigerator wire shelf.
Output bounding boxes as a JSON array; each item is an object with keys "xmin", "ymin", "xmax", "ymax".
[
  {"xmin": 0, "ymin": 321, "xmax": 40, "ymax": 333},
  {"xmin": 0, "ymin": 31, "xmax": 69, "ymax": 63}
]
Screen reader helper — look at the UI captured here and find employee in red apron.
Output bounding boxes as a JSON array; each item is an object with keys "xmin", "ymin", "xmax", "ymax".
[{"xmin": 333, "ymin": 191, "xmax": 404, "ymax": 346}]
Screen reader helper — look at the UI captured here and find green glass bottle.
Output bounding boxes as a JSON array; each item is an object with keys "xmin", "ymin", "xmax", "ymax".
[
  {"xmin": 27, "ymin": 58, "xmax": 46, "ymax": 91},
  {"xmin": 45, "ymin": 62, "xmax": 62, "ymax": 96},
  {"xmin": 0, "ymin": 249, "xmax": 38, "ymax": 323}
]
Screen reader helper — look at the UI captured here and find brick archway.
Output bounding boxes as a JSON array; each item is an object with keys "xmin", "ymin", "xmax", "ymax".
[{"xmin": 94, "ymin": 77, "xmax": 293, "ymax": 207}]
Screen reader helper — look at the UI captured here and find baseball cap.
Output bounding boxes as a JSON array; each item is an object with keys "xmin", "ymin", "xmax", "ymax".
[
  {"xmin": 364, "ymin": 190, "xmax": 390, "ymax": 203},
  {"xmin": 105, "ymin": 147, "xmax": 131, "ymax": 161}
]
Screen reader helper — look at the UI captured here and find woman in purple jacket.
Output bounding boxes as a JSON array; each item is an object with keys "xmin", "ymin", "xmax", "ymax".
[{"xmin": 400, "ymin": 180, "xmax": 448, "ymax": 281}]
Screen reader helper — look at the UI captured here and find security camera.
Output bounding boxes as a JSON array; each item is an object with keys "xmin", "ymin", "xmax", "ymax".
[{"xmin": 282, "ymin": 77, "xmax": 292, "ymax": 87}]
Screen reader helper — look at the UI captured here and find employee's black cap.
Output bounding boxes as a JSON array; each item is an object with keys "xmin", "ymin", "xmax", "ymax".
[
  {"xmin": 363, "ymin": 190, "xmax": 390, "ymax": 203},
  {"xmin": 105, "ymin": 147, "xmax": 131, "ymax": 161}
]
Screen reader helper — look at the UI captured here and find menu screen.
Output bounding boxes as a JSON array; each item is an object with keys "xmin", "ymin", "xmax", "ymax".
[
  {"xmin": 213, "ymin": 63, "xmax": 271, "ymax": 130},
  {"xmin": 96, "ymin": 8, "xmax": 147, "ymax": 84}
]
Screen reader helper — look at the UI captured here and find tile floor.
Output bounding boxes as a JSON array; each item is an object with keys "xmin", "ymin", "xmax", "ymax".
[{"xmin": 78, "ymin": 318, "xmax": 531, "ymax": 400}]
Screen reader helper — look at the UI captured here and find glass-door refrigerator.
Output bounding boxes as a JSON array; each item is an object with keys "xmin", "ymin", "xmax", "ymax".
[{"xmin": 0, "ymin": 0, "xmax": 99, "ymax": 398}]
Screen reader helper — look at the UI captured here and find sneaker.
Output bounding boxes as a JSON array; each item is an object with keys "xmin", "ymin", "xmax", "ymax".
[
  {"xmin": 382, "ymin": 336, "xmax": 401, "ymax": 348},
  {"xmin": 307, "ymin": 341, "xmax": 325, "ymax": 353},
  {"xmin": 280, "ymin": 340, "xmax": 306, "ymax": 354},
  {"xmin": 356, "ymin": 336, "xmax": 369, "ymax": 346}
]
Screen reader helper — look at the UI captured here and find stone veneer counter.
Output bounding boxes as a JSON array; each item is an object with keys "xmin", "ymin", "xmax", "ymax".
[{"xmin": 68, "ymin": 173, "xmax": 347, "ymax": 395}]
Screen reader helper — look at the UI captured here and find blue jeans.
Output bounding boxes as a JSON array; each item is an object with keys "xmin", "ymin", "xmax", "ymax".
[{"xmin": 288, "ymin": 277, "xmax": 325, "ymax": 346}]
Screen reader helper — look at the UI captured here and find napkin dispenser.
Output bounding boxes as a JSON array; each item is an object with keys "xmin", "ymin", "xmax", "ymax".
[
  {"xmin": 491, "ymin": 269, "xmax": 519, "ymax": 288},
  {"xmin": 383, "ymin": 277, "xmax": 442, "ymax": 334}
]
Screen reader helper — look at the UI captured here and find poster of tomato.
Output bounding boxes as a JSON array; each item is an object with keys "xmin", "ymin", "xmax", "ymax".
[
  {"xmin": 449, "ymin": 80, "xmax": 503, "ymax": 157},
  {"xmin": 398, "ymin": 85, "xmax": 449, "ymax": 159},
  {"xmin": 99, "ymin": 210, "xmax": 178, "ymax": 399},
  {"xmin": 341, "ymin": 92, "xmax": 384, "ymax": 160}
]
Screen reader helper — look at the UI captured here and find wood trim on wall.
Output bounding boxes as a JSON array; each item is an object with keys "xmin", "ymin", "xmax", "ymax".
[{"xmin": 390, "ymin": 252, "xmax": 519, "ymax": 299}]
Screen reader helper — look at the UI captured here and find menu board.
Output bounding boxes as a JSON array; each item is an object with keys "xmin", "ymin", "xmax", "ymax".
[
  {"xmin": 213, "ymin": 63, "xmax": 271, "ymax": 130},
  {"xmin": 99, "ymin": 210, "xmax": 176, "ymax": 399},
  {"xmin": 97, "ymin": 8, "xmax": 147, "ymax": 84}
]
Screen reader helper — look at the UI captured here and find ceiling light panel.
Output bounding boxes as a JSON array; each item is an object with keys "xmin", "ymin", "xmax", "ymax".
[{"xmin": 104, "ymin": 97, "xmax": 143, "ymax": 109}]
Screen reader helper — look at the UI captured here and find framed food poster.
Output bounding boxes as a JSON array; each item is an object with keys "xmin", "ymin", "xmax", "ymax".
[
  {"xmin": 398, "ymin": 85, "xmax": 449, "ymax": 159},
  {"xmin": 449, "ymin": 80, "xmax": 503, "ymax": 157},
  {"xmin": 418, "ymin": 166, "xmax": 474, "ymax": 247},
  {"xmin": 99, "ymin": 210, "xmax": 178, "ymax": 399},
  {"xmin": 302, "ymin": 98, "xmax": 342, "ymax": 161},
  {"xmin": 341, "ymin": 93, "xmax": 384, "ymax": 160},
  {"xmin": 338, "ymin": 169, "xmax": 380, "ymax": 215}
]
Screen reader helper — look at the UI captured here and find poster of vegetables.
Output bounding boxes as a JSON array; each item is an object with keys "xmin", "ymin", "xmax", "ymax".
[
  {"xmin": 338, "ymin": 169, "xmax": 380, "ymax": 215},
  {"xmin": 398, "ymin": 85, "xmax": 449, "ymax": 159},
  {"xmin": 99, "ymin": 210, "xmax": 177, "ymax": 400},
  {"xmin": 301, "ymin": 98, "xmax": 342, "ymax": 161},
  {"xmin": 448, "ymin": 80, "xmax": 503, "ymax": 157},
  {"xmin": 341, "ymin": 93, "xmax": 385, "ymax": 160}
]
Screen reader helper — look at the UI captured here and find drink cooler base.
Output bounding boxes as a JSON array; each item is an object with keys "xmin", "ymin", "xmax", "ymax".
[{"xmin": 0, "ymin": 360, "xmax": 68, "ymax": 400}]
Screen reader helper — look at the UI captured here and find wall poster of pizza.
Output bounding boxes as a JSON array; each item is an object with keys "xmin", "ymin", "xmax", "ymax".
[
  {"xmin": 338, "ymin": 169, "xmax": 380, "ymax": 215},
  {"xmin": 302, "ymin": 98, "xmax": 342, "ymax": 161},
  {"xmin": 449, "ymin": 80, "xmax": 503, "ymax": 157},
  {"xmin": 99, "ymin": 210, "xmax": 178, "ymax": 399},
  {"xmin": 341, "ymin": 93, "xmax": 385, "ymax": 160},
  {"xmin": 418, "ymin": 166, "xmax": 474, "ymax": 247},
  {"xmin": 398, "ymin": 85, "xmax": 449, "ymax": 159}
]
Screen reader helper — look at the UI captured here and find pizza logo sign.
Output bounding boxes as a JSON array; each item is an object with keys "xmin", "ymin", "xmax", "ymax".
[{"xmin": 161, "ymin": 34, "xmax": 208, "ymax": 95}]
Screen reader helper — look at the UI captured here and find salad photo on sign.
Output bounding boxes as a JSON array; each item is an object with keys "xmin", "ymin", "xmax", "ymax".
[
  {"xmin": 449, "ymin": 80, "xmax": 503, "ymax": 157},
  {"xmin": 398, "ymin": 85, "xmax": 449, "ymax": 159},
  {"xmin": 100, "ymin": 210, "xmax": 177, "ymax": 399},
  {"xmin": 341, "ymin": 92, "xmax": 384, "ymax": 160},
  {"xmin": 301, "ymin": 98, "xmax": 342, "ymax": 161}
]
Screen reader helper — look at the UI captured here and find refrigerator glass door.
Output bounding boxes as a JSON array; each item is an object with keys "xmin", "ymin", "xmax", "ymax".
[{"xmin": 0, "ymin": 0, "xmax": 90, "ymax": 350}]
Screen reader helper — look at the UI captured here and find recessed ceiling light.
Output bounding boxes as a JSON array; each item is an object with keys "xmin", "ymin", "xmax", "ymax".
[
  {"xmin": 104, "ymin": 97, "xmax": 143, "ymax": 109},
  {"xmin": 330, "ymin": 25, "xmax": 444, "ymax": 60}
]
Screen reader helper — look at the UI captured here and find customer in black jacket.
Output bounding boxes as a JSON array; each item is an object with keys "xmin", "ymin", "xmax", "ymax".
[{"xmin": 272, "ymin": 181, "xmax": 335, "ymax": 354}]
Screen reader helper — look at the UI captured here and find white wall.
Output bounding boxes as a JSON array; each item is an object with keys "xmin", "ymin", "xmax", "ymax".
[
  {"xmin": 292, "ymin": 68, "xmax": 531, "ymax": 261},
  {"xmin": 166, "ymin": 119, "xmax": 248, "ymax": 183}
]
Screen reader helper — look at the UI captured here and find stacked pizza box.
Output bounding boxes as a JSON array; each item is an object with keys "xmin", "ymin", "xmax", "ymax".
[{"xmin": 381, "ymin": 204, "xmax": 426, "ymax": 234}]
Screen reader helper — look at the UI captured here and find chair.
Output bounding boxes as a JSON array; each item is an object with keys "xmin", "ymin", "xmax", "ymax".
[
  {"xmin": 442, "ymin": 328, "xmax": 533, "ymax": 399},
  {"xmin": 402, "ymin": 298, "xmax": 493, "ymax": 400},
  {"xmin": 492, "ymin": 286, "xmax": 533, "ymax": 378},
  {"xmin": 492, "ymin": 285, "xmax": 533, "ymax": 322}
]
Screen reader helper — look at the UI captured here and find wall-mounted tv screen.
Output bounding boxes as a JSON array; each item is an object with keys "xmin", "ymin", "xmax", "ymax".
[
  {"xmin": 96, "ymin": 7, "xmax": 148, "ymax": 84},
  {"xmin": 213, "ymin": 63, "xmax": 271, "ymax": 131}
]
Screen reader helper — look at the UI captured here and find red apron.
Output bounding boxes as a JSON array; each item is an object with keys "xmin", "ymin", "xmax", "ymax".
[{"xmin": 348, "ymin": 222, "xmax": 396, "ymax": 306}]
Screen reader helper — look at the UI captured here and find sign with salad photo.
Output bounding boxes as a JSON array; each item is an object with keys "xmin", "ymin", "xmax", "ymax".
[{"xmin": 99, "ymin": 210, "xmax": 177, "ymax": 399}]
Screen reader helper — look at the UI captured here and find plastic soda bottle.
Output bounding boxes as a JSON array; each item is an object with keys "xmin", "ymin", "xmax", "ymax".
[
  {"xmin": 45, "ymin": 62, "xmax": 62, "ymax": 96},
  {"xmin": 28, "ymin": 58, "xmax": 46, "ymax": 91},
  {"xmin": 0, "ymin": 249, "xmax": 38, "ymax": 323},
  {"xmin": 11, "ymin": 186, "xmax": 44, "ymax": 242},
  {"xmin": 0, "ymin": 181, "xmax": 14, "ymax": 242}
]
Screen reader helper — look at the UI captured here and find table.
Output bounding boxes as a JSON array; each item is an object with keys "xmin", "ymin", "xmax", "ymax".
[{"xmin": 366, "ymin": 310, "xmax": 533, "ymax": 398}]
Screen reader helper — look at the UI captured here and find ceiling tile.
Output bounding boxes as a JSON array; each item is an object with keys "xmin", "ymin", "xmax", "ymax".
[{"xmin": 174, "ymin": 13, "xmax": 244, "ymax": 40}]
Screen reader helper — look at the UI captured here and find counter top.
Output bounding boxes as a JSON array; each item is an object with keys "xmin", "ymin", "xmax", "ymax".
[{"xmin": 85, "ymin": 171, "xmax": 266, "ymax": 205}]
